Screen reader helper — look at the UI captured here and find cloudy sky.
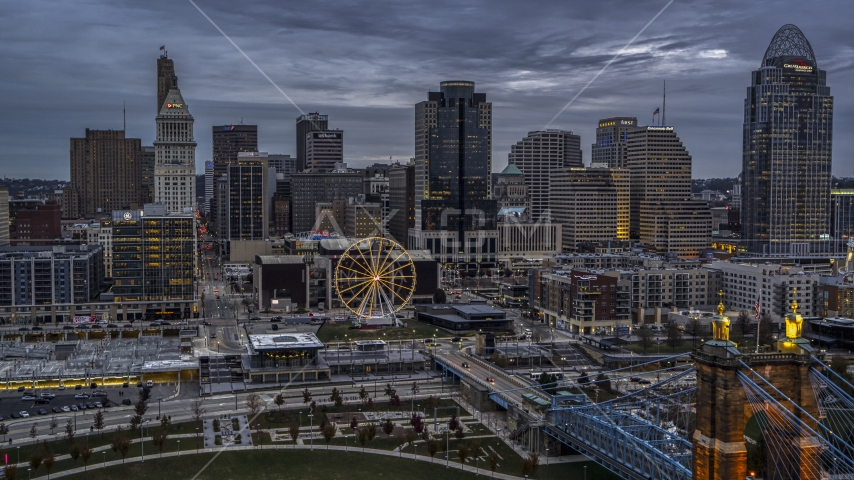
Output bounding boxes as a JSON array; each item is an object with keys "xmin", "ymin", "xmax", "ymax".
[{"xmin": 1, "ymin": 0, "xmax": 852, "ymax": 179}]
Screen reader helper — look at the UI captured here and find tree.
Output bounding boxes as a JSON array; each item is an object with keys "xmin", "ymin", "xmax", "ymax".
[
  {"xmin": 425, "ymin": 395, "xmax": 440, "ymax": 410},
  {"xmin": 427, "ymin": 438, "xmax": 438, "ymax": 462},
  {"xmin": 302, "ymin": 388, "xmax": 313, "ymax": 404},
  {"xmin": 490, "ymin": 352, "xmax": 508, "ymax": 368},
  {"xmin": 686, "ymin": 315, "xmax": 703, "ymax": 347},
  {"xmin": 110, "ymin": 427, "xmax": 123, "ymax": 458},
  {"xmin": 448, "ymin": 415, "xmax": 459, "ymax": 432},
  {"xmin": 191, "ymin": 399, "xmax": 208, "ymax": 424},
  {"xmin": 637, "ymin": 326, "xmax": 655, "ymax": 353},
  {"xmin": 470, "ymin": 440, "xmax": 482, "ymax": 461},
  {"xmin": 289, "ymin": 423, "xmax": 300, "ymax": 448},
  {"xmin": 330, "ymin": 387, "xmax": 343, "ymax": 407},
  {"xmin": 359, "ymin": 386, "xmax": 368, "ymax": 402},
  {"xmin": 521, "ymin": 452, "xmax": 540, "ymax": 476},
  {"xmin": 390, "ymin": 394, "xmax": 402, "ymax": 408},
  {"xmin": 382, "ymin": 419, "xmax": 395, "ymax": 436},
  {"xmin": 129, "ymin": 414, "xmax": 142, "ymax": 432},
  {"xmin": 665, "ymin": 320, "xmax": 683, "ymax": 351},
  {"xmin": 64, "ymin": 419, "xmax": 75, "ymax": 444},
  {"xmin": 405, "ymin": 430, "xmax": 417, "ymax": 449},
  {"xmin": 367, "ymin": 397, "xmax": 374, "ymax": 410},
  {"xmin": 350, "ymin": 416, "xmax": 359, "ymax": 431},
  {"xmin": 367, "ymin": 423, "xmax": 377, "ymax": 441},
  {"xmin": 29, "ymin": 423, "xmax": 38, "ymax": 441},
  {"xmin": 578, "ymin": 373, "xmax": 590, "ymax": 385},
  {"xmin": 254, "ymin": 423, "xmax": 265, "ymax": 447},
  {"xmin": 134, "ymin": 399, "xmax": 149, "ymax": 417},
  {"xmin": 139, "ymin": 385, "xmax": 152, "ymax": 402},
  {"xmin": 3, "ymin": 465, "xmax": 17, "ymax": 480},
  {"xmin": 410, "ymin": 412, "xmax": 425, "ymax": 433},
  {"xmin": 245, "ymin": 393, "xmax": 263, "ymax": 416},
  {"xmin": 358, "ymin": 427, "xmax": 369, "ymax": 451},
  {"xmin": 69, "ymin": 443, "xmax": 82, "ymax": 464},
  {"xmin": 457, "ymin": 443, "xmax": 471, "ymax": 464},
  {"xmin": 454, "ymin": 426, "xmax": 465, "ymax": 440},
  {"xmin": 29, "ymin": 450, "xmax": 43, "ymax": 473},
  {"xmin": 152, "ymin": 428, "xmax": 169, "ymax": 457},
  {"xmin": 274, "ymin": 393, "xmax": 285, "ymax": 411},
  {"xmin": 596, "ymin": 373, "xmax": 613, "ymax": 393},
  {"xmin": 118, "ymin": 436, "xmax": 131, "ymax": 463},
  {"xmin": 411, "ymin": 381, "xmax": 420, "ymax": 399},
  {"xmin": 433, "ymin": 288, "xmax": 447, "ymax": 304},
  {"xmin": 43, "ymin": 453, "xmax": 55, "ymax": 479},
  {"xmin": 80, "ymin": 444, "xmax": 93, "ymax": 471},
  {"xmin": 49, "ymin": 416, "xmax": 59, "ymax": 435},
  {"xmin": 488, "ymin": 451, "xmax": 500, "ymax": 477},
  {"xmin": 734, "ymin": 310, "xmax": 751, "ymax": 343},
  {"xmin": 394, "ymin": 430, "xmax": 406, "ymax": 455},
  {"xmin": 0, "ymin": 422, "xmax": 8, "ymax": 442},
  {"xmin": 758, "ymin": 313, "xmax": 775, "ymax": 346},
  {"xmin": 539, "ymin": 373, "xmax": 556, "ymax": 394},
  {"xmin": 385, "ymin": 384, "xmax": 395, "ymax": 397},
  {"xmin": 93, "ymin": 411, "xmax": 105, "ymax": 436}
]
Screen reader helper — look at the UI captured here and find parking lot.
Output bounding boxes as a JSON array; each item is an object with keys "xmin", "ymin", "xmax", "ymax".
[{"xmin": 0, "ymin": 383, "xmax": 174, "ymax": 421}]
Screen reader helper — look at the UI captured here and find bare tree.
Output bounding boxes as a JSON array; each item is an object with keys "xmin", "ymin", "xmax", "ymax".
[
  {"xmin": 69, "ymin": 443, "xmax": 81, "ymax": 464},
  {"xmin": 2, "ymin": 465, "xmax": 17, "ymax": 480},
  {"xmin": 427, "ymin": 438, "xmax": 438, "ymax": 462},
  {"xmin": 93, "ymin": 411, "xmax": 105, "ymax": 436},
  {"xmin": 357, "ymin": 427, "xmax": 368, "ymax": 451},
  {"xmin": 274, "ymin": 393, "xmax": 285, "ymax": 411},
  {"xmin": 245, "ymin": 393, "xmax": 263, "ymax": 416},
  {"xmin": 665, "ymin": 320, "xmax": 683, "ymax": 351},
  {"xmin": 322, "ymin": 424, "xmax": 336, "ymax": 449},
  {"xmin": 81, "ymin": 445, "xmax": 93, "ymax": 471},
  {"xmin": 637, "ymin": 326, "xmax": 655, "ymax": 353},
  {"xmin": 134, "ymin": 399, "xmax": 148, "ymax": 417},
  {"xmin": 488, "ymin": 451, "xmax": 500, "ymax": 477},
  {"xmin": 302, "ymin": 388, "xmax": 312, "ymax": 404},
  {"xmin": 49, "ymin": 416, "xmax": 59, "ymax": 435},
  {"xmin": 0, "ymin": 422, "xmax": 8, "ymax": 442},
  {"xmin": 289, "ymin": 423, "xmax": 300, "ymax": 448},
  {"xmin": 191, "ymin": 399, "xmax": 208, "ymax": 425},
  {"xmin": 43, "ymin": 453, "xmax": 55, "ymax": 479},
  {"xmin": 29, "ymin": 423, "xmax": 38, "ymax": 441},
  {"xmin": 457, "ymin": 443, "xmax": 471, "ymax": 465}
]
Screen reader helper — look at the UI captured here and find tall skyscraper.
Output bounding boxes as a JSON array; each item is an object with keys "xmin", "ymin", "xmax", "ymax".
[
  {"xmin": 549, "ymin": 167, "xmax": 628, "ymax": 251},
  {"xmin": 290, "ymin": 169, "xmax": 363, "ymax": 233},
  {"xmin": 627, "ymin": 125, "xmax": 711, "ymax": 257},
  {"xmin": 507, "ymin": 130, "xmax": 581, "ymax": 222},
  {"xmin": 212, "ymin": 124, "xmax": 258, "ymax": 176},
  {"xmin": 296, "ymin": 113, "xmax": 328, "ymax": 172},
  {"xmin": 226, "ymin": 152, "xmax": 270, "ymax": 240},
  {"xmin": 68, "ymin": 129, "xmax": 142, "ymax": 218},
  {"xmin": 304, "ymin": 131, "xmax": 344, "ymax": 173},
  {"xmin": 742, "ymin": 24, "xmax": 833, "ymax": 256},
  {"xmin": 388, "ymin": 163, "xmax": 415, "ymax": 244},
  {"xmin": 591, "ymin": 117, "xmax": 637, "ymax": 168},
  {"xmin": 153, "ymin": 58, "xmax": 197, "ymax": 213},
  {"xmin": 157, "ymin": 50, "xmax": 175, "ymax": 113},
  {"xmin": 412, "ymin": 81, "xmax": 497, "ymax": 268}
]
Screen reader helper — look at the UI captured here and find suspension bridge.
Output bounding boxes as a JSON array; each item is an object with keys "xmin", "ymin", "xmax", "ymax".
[{"xmin": 435, "ymin": 299, "xmax": 854, "ymax": 479}]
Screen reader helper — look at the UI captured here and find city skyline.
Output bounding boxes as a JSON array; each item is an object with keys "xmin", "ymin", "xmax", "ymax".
[{"xmin": 0, "ymin": 1, "xmax": 852, "ymax": 179}]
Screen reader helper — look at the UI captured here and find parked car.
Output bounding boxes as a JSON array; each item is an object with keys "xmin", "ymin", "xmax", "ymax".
[
  {"xmin": 21, "ymin": 395, "xmax": 37, "ymax": 401},
  {"xmin": 37, "ymin": 409, "xmax": 48, "ymax": 415},
  {"xmin": 122, "ymin": 399, "xmax": 132, "ymax": 406},
  {"xmin": 74, "ymin": 393, "xmax": 89, "ymax": 399},
  {"xmin": 94, "ymin": 402, "xmax": 103, "ymax": 409},
  {"xmin": 451, "ymin": 337, "xmax": 462, "ymax": 343},
  {"xmin": 249, "ymin": 316, "xmax": 261, "ymax": 321},
  {"xmin": 58, "ymin": 385, "xmax": 66, "ymax": 390},
  {"xmin": 17, "ymin": 386, "xmax": 25, "ymax": 392},
  {"xmin": 51, "ymin": 407, "xmax": 62, "ymax": 413},
  {"xmin": 271, "ymin": 324, "xmax": 279, "ymax": 331},
  {"xmin": 77, "ymin": 325, "xmax": 90, "ymax": 330},
  {"xmin": 32, "ymin": 326, "xmax": 43, "ymax": 331},
  {"xmin": 107, "ymin": 324, "xmax": 118, "ymax": 328},
  {"xmin": 86, "ymin": 403, "xmax": 96, "ymax": 409},
  {"xmin": 149, "ymin": 322, "xmax": 161, "ymax": 327},
  {"xmin": 10, "ymin": 413, "xmax": 21, "ymax": 419},
  {"xmin": 40, "ymin": 392, "xmax": 55, "ymax": 399},
  {"xmin": 74, "ymin": 385, "xmax": 83, "ymax": 390},
  {"xmin": 34, "ymin": 398, "xmax": 50, "ymax": 405},
  {"xmin": 19, "ymin": 411, "xmax": 30, "ymax": 418},
  {"xmin": 90, "ymin": 382, "xmax": 97, "ymax": 389},
  {"xmin": 69, "ymin": 405, "xmax": 78, "ymax": 411},
  {"xmin": 92, "ymin": 391, "xmax": 107, "ymax": 397},
  {"xmin": 18, "ymin": 327, "xmax": 29, "ymax": 332},
  {"xmin": 123, "ymin": 324, "xmax": 133, "ymax": 328},
  {"xmin": 210, "ymin": 333, "xmax": 216, "ymax": 338},
  {"xmin": 122, "ymin": 382, "xmax": 129, "ymax": 388},
  {"xmin": 146, "ymin": 380, "xmax": 153, "ymax": 387},
  {"xmin": 77, "ymin": 403, "xmax": 86, "ymax": 410},
  {"xmin": 61, "ymin": 406, "xmax": 71, "ymax": 413}
]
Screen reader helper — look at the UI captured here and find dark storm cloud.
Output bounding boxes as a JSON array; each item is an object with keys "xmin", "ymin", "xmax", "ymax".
[{"xmin": 0, "ymin": 0, "xmax": 851, "ymax": 179}]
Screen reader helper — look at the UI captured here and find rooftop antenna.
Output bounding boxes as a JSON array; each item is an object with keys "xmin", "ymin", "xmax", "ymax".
[
  {"xmin": 662, "ymin": 79, "xmax": 666, "ymax": 126},
  {"xmin": 239, "ymin": 117, "xmax": 244, "ymax": 125}
]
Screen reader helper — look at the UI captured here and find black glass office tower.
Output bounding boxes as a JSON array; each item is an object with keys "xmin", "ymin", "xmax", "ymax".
[
  {"xmin": 742, "ymin": 24, "xmax": 833, "ymax": 256},
  {"xmin": 413, "ymin": 81, "xmax": 497, "ymax": 268}
]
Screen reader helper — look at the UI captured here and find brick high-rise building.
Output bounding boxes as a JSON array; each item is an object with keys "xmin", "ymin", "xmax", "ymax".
[
  {"xmin": 10, "ymin": 202, "xmax": 61, "ymax": 246},
  {"xmin": 68, "ymin": 129, "xmax": 142, "ymax": 218}
]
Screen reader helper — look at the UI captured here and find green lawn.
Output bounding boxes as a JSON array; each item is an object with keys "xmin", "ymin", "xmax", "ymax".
[
  {"xmin": 316, "ymin": 320, "xmax": 451, "ymax": 343},
  {"xmin": 260, "ymin": 400, "xmax": 468, "ymax": 429},
  {"xmin": 55, "ymin": 444, "xmax": 619, "ymax": 480}
]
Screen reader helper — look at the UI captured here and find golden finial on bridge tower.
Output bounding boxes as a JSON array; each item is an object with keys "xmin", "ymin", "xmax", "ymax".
[
  {"xmin": 711, "ymin": 290, "xmax": 731, "ymax": 341},
  {"xmin": 790, "ymin": 288, "xmax": 799, "ymax": 316},
  {"xmin": 717, "ymin": 290, "xmax": 725, "ymax": 316},
  {"xmin": 785, "ymin": 288, "xmax": 804, "ymax": 340}
]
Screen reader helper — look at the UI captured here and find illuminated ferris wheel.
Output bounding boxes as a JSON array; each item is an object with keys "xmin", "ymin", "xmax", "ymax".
[{"xmin": 335, "ymin": 237, "xmax": 416, "ymax": 319}]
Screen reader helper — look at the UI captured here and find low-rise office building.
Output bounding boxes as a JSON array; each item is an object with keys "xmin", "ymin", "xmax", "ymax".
[
  {"xmin": 243, "ymin": 333, "xmax": 329, "ymax": 383},
  {"xmin": 415, "ymin": 304, "xmax": 512, "ymax": 332}
]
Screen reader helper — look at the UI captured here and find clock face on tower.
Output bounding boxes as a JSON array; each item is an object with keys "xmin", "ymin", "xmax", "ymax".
[{"xmin": 123, "ymin": 212, "xmax": 132, "ymax": 221}]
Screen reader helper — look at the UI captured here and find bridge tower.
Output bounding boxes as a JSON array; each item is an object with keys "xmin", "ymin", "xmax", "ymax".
[{"xmin": 691, "ymin": 296, "xmax": 823, "ymax": 480}]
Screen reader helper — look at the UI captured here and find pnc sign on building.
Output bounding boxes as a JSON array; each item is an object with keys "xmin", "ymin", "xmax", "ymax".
[
  {"xmin": 166, "ymin": 103, "xmax": 184, "ymax": 109},
  {"xmin": 783, "ymin": 59, "xmax": 813, "ymax": 73}
]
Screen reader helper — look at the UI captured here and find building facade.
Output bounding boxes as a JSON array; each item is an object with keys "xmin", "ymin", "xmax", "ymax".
[
  {"xmin": 0, "ymin": 187, "xmax": 8, "ymax": 247},
  {"xmin": 68, "ymin": 129, "xmax": 142, "ymax": 218},
  {"xmin": 290, "ymin": 170, "xmax": 363, "ymax": 234},
  {"xmin": 831, "ymin": 189, "xmax": 854, "ymax": 251},
  {"xmin": 345, "ymin": 196, "xmax": 382, "ymax": 238},
  {"xmin": 304, "ymin": 131, "xmax": 344, "ymax": 173},
  {"xmin": 295, "ymin": 113, "xmax": 328, "ymax": 172},
  {"xmin": 742, "ymin": 24, "xmax": 833, "ymax": 256},
  {"xmin": 140, "ymin": 145, "xmax": 155, "ymax": 206},
  {"xmin": 591, "ymin": 117, "xmax": 637, "ymax": 168},
  {"xmin": 388, "ymin": 163, "xmax": 415, "ymax": 244},
  {"xmin": 212, "ymin": 124, "xmax": 258, "ymax": 176},
  {"xmin": 493, "ymin": 163, "xmax": 529, "ymax": 211},
  {"xmin": 153, "ymin": 63, "xmax": 196, "ymax": 213},
  {"xmin": 412, "ymin": 81, "xmax": 497, "ymax": 269},
  {"xmin": 110, "ymin": 205, "xmax": 196, "ymax": 307},
  {"xmin": 507, "ymin": 129, "xmax": 582, "ymax": 222},
  {"xmin": 549, "ymin": 167, "xmax": 628, "ymax": 251},
  {"xmin": 710, "ymin": 260, "xmax": 821, "ymax": 320},
  {"xmin": 10, "ymin": 202, "xmax": 61, "ymax": 246},
  {"xmin": 227, "ymin": 152, "xmax": 270, "ymax": 240}
]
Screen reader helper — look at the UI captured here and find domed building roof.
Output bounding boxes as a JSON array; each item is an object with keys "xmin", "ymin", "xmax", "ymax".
[{"xmin": 762, "ymin": 24, "xmax": 816, "ymax": 68}]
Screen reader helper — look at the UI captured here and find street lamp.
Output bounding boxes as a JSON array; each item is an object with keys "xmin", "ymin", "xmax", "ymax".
[
  {"xmin": 177, "ymin": 440, "xmax": 180, "ymax": 456},
  {"xmin": 157, "ymin": 397, "xmax": 162, "ymax": 419},
  {"xmin": 308, "ymin": 414, "xmax": 314, "ymax": 450},
  {"xmin": 103, "ymin": 451, "xmax": 106, "ymax": 468}
]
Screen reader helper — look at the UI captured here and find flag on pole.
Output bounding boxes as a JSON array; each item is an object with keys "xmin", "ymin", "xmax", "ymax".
[
  {"xmin": 653, "ymin": 107, "xmax": 660, "ymax": 115},
  {"xmin": 754, "ymin": 301, "xmax": 761, "ymax": 318},
  {"xmin": 160, "ymin": 45, "xmax": 165, "ymax": 50}
]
